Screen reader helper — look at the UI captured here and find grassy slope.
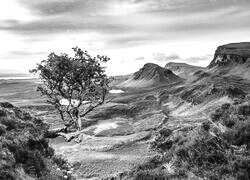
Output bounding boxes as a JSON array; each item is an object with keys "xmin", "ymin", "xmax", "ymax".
[
  {"xmin": 0, "ymin": 102, "xmax": 74, "ymax": 180},
  {"xmin": 0, "ymin": 65, "xmax": 249, "ymax": 179},
  {"xmin": 121, "ymin": 61, "xmax": 250, "ymax": 179}
]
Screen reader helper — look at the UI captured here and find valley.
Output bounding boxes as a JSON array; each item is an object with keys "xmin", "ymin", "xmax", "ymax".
[{"xmin": 0, "ymin": 42, "xmax": 250, "ymax": 179}]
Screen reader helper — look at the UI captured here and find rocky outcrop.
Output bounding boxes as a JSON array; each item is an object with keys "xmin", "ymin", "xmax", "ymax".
[
  {"xmin": 133, "ymin": 63, "xmax": 181, "ymax": 83},
  {"xmin": 207, "ymin": 42, "xmax": 250, "ymax": 69},
  {"xmin": 119, "ymin": 63, "xmax": 182, "ymax": 88}
]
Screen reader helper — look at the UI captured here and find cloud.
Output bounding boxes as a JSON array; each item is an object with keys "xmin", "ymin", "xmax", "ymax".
[
  {"xmin": 153, "ymin": 53, "xmax": 213, "ymax": 63},
  {"xmin": 0, "ymin": 0, "xmax": 250, "ymax": 49},
  {"xmin": 1, "ymin": 0, "xmax": 250, "ymax": 74},
  {"xmin": 185, "ymin": 54, "xmax": 213, "ymax": 63},
  {"xmin": 17, "ymin": 0, "xmax": 108, "ymax": 17},
  {"xmin": 2, "ymin": 1, "xmax": 250, "ymax": 34},
  {"xmin": 153, "ymin": 53, "xmax": 181, "ymax": 62},
  {"xmin": 135, "ymin": 56, "xmax": 145, "ymax": 61},
  {"xmin": 0, "ymin": 50, "xmax": 46, "ymax": 59}
]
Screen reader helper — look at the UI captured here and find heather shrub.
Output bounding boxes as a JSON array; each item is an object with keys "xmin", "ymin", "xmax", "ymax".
[
  {"xmin": 150, "ymin": 128, "xmax": 173, "ymax": 153},
  {"xmin": 223, "ymin": 121, "xmax": 250, "ymax": 148},
  {"xmin": 150, "ymin": 103, "xmax": 250, "ymax": 179},
  {"xmin": 0, "ymin": 103, "xmax": 71, "ymax": 179}
]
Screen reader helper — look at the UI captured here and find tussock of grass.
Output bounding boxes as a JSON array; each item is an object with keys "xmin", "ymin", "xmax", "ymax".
[{"xmin": 152, "ymin": 99, "xmax": 250, "ymax": 179}]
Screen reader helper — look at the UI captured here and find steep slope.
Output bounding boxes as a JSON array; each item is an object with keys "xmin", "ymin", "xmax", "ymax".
[
  {"xmin": 207, "ymin": 42, "xmax": 250, "ymax": 79},
  {"xmin": 175, "ymin": 42, "xmax": 250, "ymax": 105},
  {"xmin": 0, "ymin": 102, "xmax": 72, "ymax": 180},
  {"xmin": 117, "ymin": 43, "xmax": 250, "ymax": 180},
  {"xmin": 105, "ymin": 43, "xmax": 250, "ymax": 179},
  {"xmin": 109, "ymin": 74, "xmax": 133, "ymax": 87},
  {"xmin": 120, "ymin": 63, "xmax": 182, "ymax": 88},
  {"xmin": 165, "ymin": 62, "xmax": 204, "ymax": 79}
]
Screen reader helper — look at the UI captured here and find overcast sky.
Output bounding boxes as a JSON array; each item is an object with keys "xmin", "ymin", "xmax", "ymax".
[{"xmin": 0, "ymin": 0, "xmax": 250, "ymax": 75}]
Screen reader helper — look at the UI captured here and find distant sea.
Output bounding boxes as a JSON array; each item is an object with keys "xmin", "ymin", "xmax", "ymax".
[
  {"xmin": 0, "ymin": 73, "xmax": 38, "ymax": 80},
  {"xmin": 0, "ymin": 76, "xmax": 38, "ymax": 80}
]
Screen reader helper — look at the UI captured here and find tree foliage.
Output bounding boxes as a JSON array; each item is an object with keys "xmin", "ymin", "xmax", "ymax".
[{"xmin": 30, "ymin": 47, "xmax": 110, "ymax": 130}]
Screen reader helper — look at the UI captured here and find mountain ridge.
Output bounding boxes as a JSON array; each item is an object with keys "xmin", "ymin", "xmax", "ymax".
[
  {"xmin": 165, "ymin": 62, "xmax": 204, "ymax": 79},
  {"xmin": 208, "ymin": 42, "xmax": 250, "ymax": 69},
  {"xmin": 119, "ymin": 63, "xmax": 181, "ymax": 87}
]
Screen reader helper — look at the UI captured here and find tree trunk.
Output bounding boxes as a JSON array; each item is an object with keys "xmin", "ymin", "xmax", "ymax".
[
  {"xmin": 77, "ymin": 116, "xmax": 82, "ymax": 131},
  {"xmin": 45, "ymin": 126, "xmax": 67, "ymax": 138}
]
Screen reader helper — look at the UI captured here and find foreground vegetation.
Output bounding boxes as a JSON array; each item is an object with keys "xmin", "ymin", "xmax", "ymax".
[
  {"xmin": 0, "ymin": 102, "xmax": 73, "ymax": 180},
  {"xmin": 126, "ymin": 97, "xmax": 250, "ymax": 180}
]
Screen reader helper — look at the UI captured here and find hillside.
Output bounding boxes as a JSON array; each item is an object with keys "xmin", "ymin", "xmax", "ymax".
[
  {"xmin": 207, "ymin": 42, "xmax": 250, "ymax": 79},
  {"xmin": 169, "ymin": 42, "xmax": 250, "ymax": 105},
  {"xmin": 1, "ymin": 42, "xmax": 250, "ymax": 180},
  {"xmin": 0, "ymin": 102, "xmax": 73, "ymax": 180},
  {"xmin": 165, "ymin": 62, "xmax": 204, "ymax": 79},
  {"xmin": 119, "ymin": 63, "xmax": 182, "ymax": 88},
  {"xmin": 122, "ymin": 42, "xmax": 250, "ymax": 179}
]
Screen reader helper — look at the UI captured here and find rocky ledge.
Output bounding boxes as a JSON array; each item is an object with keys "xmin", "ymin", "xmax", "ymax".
[{"xmin": 208, "ymin": 42, "xmax": 250, "ymax": 68}]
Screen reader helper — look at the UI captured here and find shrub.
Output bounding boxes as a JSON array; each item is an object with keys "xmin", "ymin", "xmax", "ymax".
[
  {"xmin": 151, "ymin": 128, "xmax": 173, "ymax": 153},
  {"xmin": 0, "ymin": 103, "xmax": 69, "ymax": 179},
  {"xmin": 223, "ymin": 121, "xmax": 250, "ymax": 148},
  {"xmin": 0, "ymin": 124, "xmax": 6, "ymax": 135},
  {"xmin": 0, "ymin": 102, "xmax": 14, "ymax": 108},
  {"xmin": 151, "ymin": 120, "xmax": 250, "ymax": 179},
  {"xmin": 52, "ymin": 155, "xmax": 68, "ymax": 169},
  {"xmin": 201, "ymin": 121, "xmax": 210, "ymax": 131},
  {"xmin": 0, "ymin": 109, "xmax": 7, "ymax": 117},
  {"xmin": 237, "ymin": 104, "xmax": 250, "ymax": 116},
  {"xmin": 0, "ymin": 117, "xmax": 17, "ymax": 130}
]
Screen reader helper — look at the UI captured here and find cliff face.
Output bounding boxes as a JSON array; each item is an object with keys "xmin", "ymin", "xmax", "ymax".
[{"xmin": 207, "ymin": 42, "xmax": 250, "ymax": 69}]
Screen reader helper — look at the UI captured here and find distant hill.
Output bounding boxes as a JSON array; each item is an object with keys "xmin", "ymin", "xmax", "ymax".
[
  {"xmin": 109, "ymin": 74, "xmax": 133, "ymax": 87},
  {"xmin": 207, "ymin": 42, "xmax": 250, "ymax": 79},
  {"xmin": 165, "ymin": 62, "xmax": 204, "ymax": 79},
  {"xmin": 176, "ymin": 42, "xmax": 250, "ymax": 105},
  {"xmin": 119, "ymin": 63, "xmax": 181, "ymax": 87}
]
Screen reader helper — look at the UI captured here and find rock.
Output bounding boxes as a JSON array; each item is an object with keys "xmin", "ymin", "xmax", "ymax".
[
  {"xmin": 208, "ymin": 42, "xmax": 250, "ymax": 69},
  {"xmin": 67, "ymin": 171, "xmax": 72, "ymax": 175},
  {"xmin": 134, "ymin": 63, "xmax": 181, "ymax": 82},
  {"xmin": 58, "ymin": 132, "xmax": 80, "ymax": 142},
  {"xmin": 120, "ymin": 63, "xmax": 182, "ymax": 87}
]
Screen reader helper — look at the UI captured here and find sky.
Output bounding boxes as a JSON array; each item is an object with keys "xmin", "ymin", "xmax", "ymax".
[{"xmin": 0, "ymin": 0, "xmax": 250, "ymax": 75}]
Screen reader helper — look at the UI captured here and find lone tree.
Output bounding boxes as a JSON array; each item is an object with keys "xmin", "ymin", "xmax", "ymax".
[{"xmin": 30, "ymin": 47, "xmax": 110, "ymax": 132}]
